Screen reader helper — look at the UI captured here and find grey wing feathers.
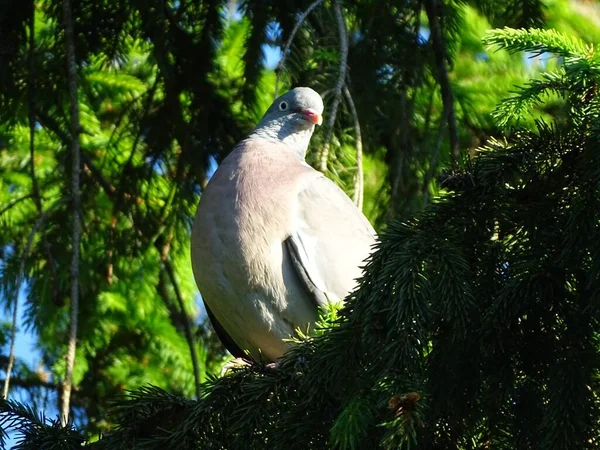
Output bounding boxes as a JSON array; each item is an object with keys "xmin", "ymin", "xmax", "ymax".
[
  {"xmin": 284, "ymin": 174, "xmax": 376, "ymax": 307},
  {"xmin": 284, "ymin": 235, "xmax": 329, "ymax": 308}
]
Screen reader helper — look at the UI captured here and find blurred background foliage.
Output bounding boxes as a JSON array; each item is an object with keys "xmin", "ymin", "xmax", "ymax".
[{"xmin": 0, "ymin": 0, "xmax": 599, "ymax": 440}]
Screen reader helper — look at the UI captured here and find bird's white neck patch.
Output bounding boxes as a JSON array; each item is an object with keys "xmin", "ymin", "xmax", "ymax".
[{"xmin": 249, "ymin": 122, "xmax": 314, "ymax": 159}]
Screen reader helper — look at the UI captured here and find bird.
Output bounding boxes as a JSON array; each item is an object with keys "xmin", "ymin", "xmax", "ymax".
[{"xmin": 191, "ymin": 87, "xmax": 376, "ymax": 363}]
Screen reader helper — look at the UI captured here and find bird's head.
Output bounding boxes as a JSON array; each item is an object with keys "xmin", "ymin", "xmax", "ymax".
[{"xmin": 251, "ymin": 87, "xmax": 324, "ymax": 158}]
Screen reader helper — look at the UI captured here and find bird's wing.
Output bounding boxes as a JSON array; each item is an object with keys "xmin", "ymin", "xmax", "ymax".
[
  {"xmin": 284, "ymin": 174, "xmax": 376, "ymax": 309},
  {"xmin": 203, "ymin": 300, "xmax": 247, "ymax": 359}
]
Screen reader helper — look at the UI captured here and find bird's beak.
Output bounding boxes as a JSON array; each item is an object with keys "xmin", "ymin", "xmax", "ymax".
[{"xmin": 301, "ymin": 108, "xmax": 323, "ymax": 126}]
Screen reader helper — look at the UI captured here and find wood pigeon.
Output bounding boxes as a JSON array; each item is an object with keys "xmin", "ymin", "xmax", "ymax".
[{"xmin": 191, "ymin": 87, "xmax": 376, "ymax": 362}]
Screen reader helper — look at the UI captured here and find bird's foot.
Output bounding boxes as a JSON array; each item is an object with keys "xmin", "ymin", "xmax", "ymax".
[
  {"xmin": 220, "ymin": 358, "xmax": 280, "ymax": 376},
  {"xmin": 220, "ymin": 357, "xmax": 251, "ymax": 376}
]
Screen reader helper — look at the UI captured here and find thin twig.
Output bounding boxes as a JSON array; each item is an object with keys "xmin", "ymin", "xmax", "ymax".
[
  {"xmin": 274, "ymin": 0, "xmax": 326, "ymax": 98},
  {"xmin": 2, "ymin": 200, "xmax": 64, "ymax": 400},
  {"xmin": 0, "ymin": 194, "xmax": 35, "ymax": 217},
  {"xmin": 343, "ymin": 85, "xmax": 364, "ymax": 210},
  {"xmin": 35, "ymin": 108, "xmax": 117, "ymax": 197},
  {"xmin": 164, "ymin": 260, "xmax": 202, "ymax": 399},
  {"xmin": 60, "ymin": 0, "xmax": 82, "ymax": 427},
  {"xmin": 422, "ymin": 116, "xmax": 447, "ymax": 206},
  {"xmin": 424, "ymin": 0, "xmax": 459, "ymax": 167},
  {"xmin": 26, "ymin": 8, "xmax": 60, "ymax": 307},
  {"xmin": 28, "ymin": 8, "xmax": 41, "ymax": 212},
  {"xmin": 107, "ymin": 79, "xmax": 159, "ymax": 283},
  {"xmin": 319, "ymin": 0, "xmax": 348, "ymax": 172}
]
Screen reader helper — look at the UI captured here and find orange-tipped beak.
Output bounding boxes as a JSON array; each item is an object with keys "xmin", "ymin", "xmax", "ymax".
[{"xmin": 302, "ymin": 109, "xmax": 323, "ymax": 125}]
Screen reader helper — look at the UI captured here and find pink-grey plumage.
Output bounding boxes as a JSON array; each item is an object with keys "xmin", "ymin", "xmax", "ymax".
[{"xmin": 191, "ymin": 87, "xmax": 375, "ymax": 362}]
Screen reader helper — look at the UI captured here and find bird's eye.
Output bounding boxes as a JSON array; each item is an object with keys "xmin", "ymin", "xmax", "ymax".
[{"xmin": 278, "ymin": 101, "xmax": 289, "ymax": 111}]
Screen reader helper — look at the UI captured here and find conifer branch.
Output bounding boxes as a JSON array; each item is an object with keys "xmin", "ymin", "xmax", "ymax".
[
  {"xmin": 60, "ymin": 0, "xmax": 82, "ymax": 427},
  {"xmin": 274, "ymin": 0, "xmax": 326, "ymax": 98},
  {"xmin": 0, "ymin": 194, "xmax": 35, "ymax": 217},
  {"xmin": 318, "ymin": 0, "xmax": 349, "ymax": 173}
]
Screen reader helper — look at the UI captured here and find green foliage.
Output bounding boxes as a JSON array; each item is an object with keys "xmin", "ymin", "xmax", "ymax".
[
  {"xmin": 4, "ymin": 25, "xmax": 600, "ymax": 448},
  {"xmin": 485, "ymin": 27, "xmax": 600, "ymax": 128},
  {"xmin": 2, "ymin": 0, "xmax": 600, "ymax": 447}
]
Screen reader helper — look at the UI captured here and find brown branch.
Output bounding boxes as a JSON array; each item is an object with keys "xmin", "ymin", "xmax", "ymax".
[
  {"xmin": 343, "ymin": 85, "xmax": 364, "ymax": 210},
  {"xmin": 319, "ymin": 0, "xmax": 348, "ymax": 172},
  {"xmin": 60, "ymin": 0, "xmax": 82, "ymax": 426},
  {"xmin": 274, "ymin": 0, "xmax": 326, "ymax": 98},
  {"xmin": 164, "ymin": 260, "xmax": 202, "ymax": 398},
  {"xmin": 424, "ymin": 0, "xmax": 459, "ymax": 167}
]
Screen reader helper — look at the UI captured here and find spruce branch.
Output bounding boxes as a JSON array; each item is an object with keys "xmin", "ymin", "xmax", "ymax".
[
  {"xmin": 491, "ymin": 70, "xmax": 568, "ymax": 128},
  {"xmin": 318, "ymin": 0, "xmax": 348, "ymax": 173},
  {"xmin": 0, "ymin": 398, "xmax": 85, "ymax": 449},
  {"xmin": 60, "ymin": 0, "xmax": 82, "ymax": 427},
  {"xmin": 483, "ymin": 27, "xmax": 590, "ymax": 60},
  {"xmin": 274, "ymin": 0, "xmax": 326, "ymax": 98}
]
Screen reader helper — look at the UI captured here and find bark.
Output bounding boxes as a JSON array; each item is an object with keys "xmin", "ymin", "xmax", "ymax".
[{"xmin": 60, "ymin": 0, "xmax": 82, "ymax": 427}]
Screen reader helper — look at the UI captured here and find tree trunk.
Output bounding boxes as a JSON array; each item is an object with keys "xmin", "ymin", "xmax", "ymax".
[{"xmin": 60, "ymin": 0, "xmax": 82, "ymax": 427}]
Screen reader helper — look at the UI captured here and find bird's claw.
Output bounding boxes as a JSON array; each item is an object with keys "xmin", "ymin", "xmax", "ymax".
[{"xmin": 220, "ymin": 358, "xmax": 280, "ymax": 376}]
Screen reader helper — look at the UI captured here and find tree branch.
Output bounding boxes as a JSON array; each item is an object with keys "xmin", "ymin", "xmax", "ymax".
[
  {"xmin": 164, "ymin": 260, "xmax": 202, "ymax": 399},
  {"xmin": 343, "ymin": 85, "xmax": 364, "ymax": 210},
  {"xmin": 35, "ymin": 108, "xmax": 118, "ymax": 198},
  {"xmin": 422, "ymin": 116, "xmax": 447, "ymax": 206},
  {"xmin": 424, "ymin": 0, "xmax": 459, "ymax": 167},
  {"xmin": 1, "ymin": 376, "xmax": 56, "ymax": 391},
  {"xmin": 0, "ymin": 194, "xmax": 35, "ymax": 217},
  {"xmin": 319, "ymin": 0, "xmax": 348, "ymax": 172},
  {"xmin": 274, "ymin": 0, "xmax": 325, "ymax": 98},
  {"xmin": 27, "ymin": 7, "xmax": 60, "ymax": 310},
  {"xmin": 60, "ymin": 0, "xmax": 82, "ymax": 426},
  {"xmin": 28, "ymin": 7, "xmax": 41, "ymax": 213}
]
